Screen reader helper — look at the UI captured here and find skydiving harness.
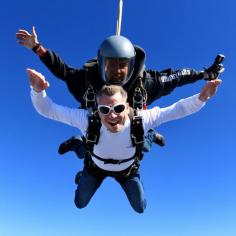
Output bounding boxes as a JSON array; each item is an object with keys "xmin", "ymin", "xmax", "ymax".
[{"xmin": 82, "ymin": 75, "xmax": 147, "ymax": 178}]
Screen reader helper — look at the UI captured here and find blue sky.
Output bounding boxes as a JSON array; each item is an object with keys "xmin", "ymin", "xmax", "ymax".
[{"xmin": 0, "ymin": 0, "xmax": 235, "ymax": 235}]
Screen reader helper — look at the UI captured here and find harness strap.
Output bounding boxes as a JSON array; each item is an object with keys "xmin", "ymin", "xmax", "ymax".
[
  {"xmin": 83, "ymin": 85, "xmax": 97, "ymax": 110},
  {"xmin": 132, "ymin": 76, "xmax": 147, "ymax": 109},
  {"xmin": 83, "ymin": 65, "xmax": 98, "ymax": 110},
  {"xmin": 84, "ymin": 154, "xmax": 140, "ymax": 179},
  {"xmin": 130, "ymin": 112, "xmax": 144, "ymax": 156},
  {"xmin": 85, "ymin": 112, "xmax": 101, "ymax": 151},
  {"xmin": 91, "ymin": 152, "xmax": 137, "ymax": 165}
]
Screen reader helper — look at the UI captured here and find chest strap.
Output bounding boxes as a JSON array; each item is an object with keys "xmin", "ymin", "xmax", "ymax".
[{"xmin": 90, "ymin": 152, "xmax": 137, "ymax": 165}]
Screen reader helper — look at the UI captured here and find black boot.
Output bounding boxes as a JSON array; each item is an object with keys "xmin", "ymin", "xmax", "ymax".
[{"xmin": 58, "ymin": 136, "xmax": 83, "ymax": 155}]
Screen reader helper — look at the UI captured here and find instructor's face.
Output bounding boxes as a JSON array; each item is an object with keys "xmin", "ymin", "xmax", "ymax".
[
  {"xmin": 97, "ymin": 92, "xmax": 129, "ymax": 133},
  {"xmin": 105, "ymin": 58, "xmax": 129, "ymax": 84}
]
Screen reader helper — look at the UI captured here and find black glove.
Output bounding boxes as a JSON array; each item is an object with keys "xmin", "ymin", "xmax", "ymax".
[{"xmin": 204, "ymin": 54, "xmax": 225, "ymax": 81}]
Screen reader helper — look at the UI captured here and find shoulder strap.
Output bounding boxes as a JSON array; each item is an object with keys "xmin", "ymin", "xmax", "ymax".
[
  {"xmin": 129, "ymin": 108, "xmax": 144, "ymax": 159},
  {"xmin": 83, "ymin": 83, "xmax": 97, "ymax": 110},
  {"xmin": 85, "ymin": 111, "xmax": 101, "ymax": 151}
]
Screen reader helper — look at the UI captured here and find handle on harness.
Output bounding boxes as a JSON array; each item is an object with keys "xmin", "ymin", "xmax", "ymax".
[
  {"xmin": 84, "ymin": 86, "xmax": 97, "ymax": 110},
  {"xmin": 133, "ymin": 87, "xmax": 144, "ymax": 110}
]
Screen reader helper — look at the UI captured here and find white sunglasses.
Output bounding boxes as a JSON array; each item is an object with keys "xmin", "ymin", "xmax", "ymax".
[{"xmin": 98, "ymin": 103, "xmax": 126, "ymax": 115}]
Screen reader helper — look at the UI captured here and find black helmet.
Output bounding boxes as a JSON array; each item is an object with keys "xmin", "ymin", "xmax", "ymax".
[{"xmin": 98, "ymin": 35, "xmax": 136, "ymax": 85}]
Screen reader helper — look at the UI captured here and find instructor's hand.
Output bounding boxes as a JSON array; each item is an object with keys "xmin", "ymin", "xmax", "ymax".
[{"xmin": 16, "ymin": 26, "xmax": 39, "ymax": 49}]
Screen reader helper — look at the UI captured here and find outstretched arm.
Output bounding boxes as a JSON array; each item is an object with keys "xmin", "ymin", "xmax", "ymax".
[
  {"xmin": 28, "ymin": 69, "xmax": 88, "ymax": 131},
  {"xmin": 158, "ymin": 79, "xmax": 222, "ymax": 124},
  {"xmin": 17, "ymin": 27, "xmax": 87, "ymax": 104},
  {"xmin": 144, "ymin": 79, "xmax": 222, "ymax": 129},
  {"xmin": 144, "ymin": 68, "xmax": 204, "ymax": 105},
  {"xmin": 16, "ymin": 27, "xmax": 79, "ymax": 80},
  {"xmin": 144, "ymin": 55, "xmax": 225, "ymax": 105}
]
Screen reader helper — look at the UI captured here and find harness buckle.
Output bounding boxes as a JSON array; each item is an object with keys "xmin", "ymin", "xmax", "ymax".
[
  {"xmin": 86, "ymin": 135, "xmax": 99, "ymax": 144},
  {"xmin": 133, "ymin": 87, "xmax": 143, "ymax": 110},
  {"xmin": 83, "ymin": 85, "xmax": 96, "ymax": 110},
  {"xmin": 131, "ymin": 134, "xmax": 144, "ymax": 145}
]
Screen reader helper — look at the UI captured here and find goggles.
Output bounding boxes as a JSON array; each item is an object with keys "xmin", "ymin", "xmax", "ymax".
[{"xmin": 98, "ymin": 103, "xmax": 126, "ymax": 115}]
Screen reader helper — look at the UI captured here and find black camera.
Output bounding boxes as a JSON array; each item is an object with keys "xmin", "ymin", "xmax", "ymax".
[{"xmin": 204, "ymin": 54, "xmax": 225, "ymax": 80}]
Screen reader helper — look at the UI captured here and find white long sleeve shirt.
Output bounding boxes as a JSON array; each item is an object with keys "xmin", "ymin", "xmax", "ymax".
[{"xmin": 31, "ymin": 89, "xmax": 205, "ymax": 171}]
